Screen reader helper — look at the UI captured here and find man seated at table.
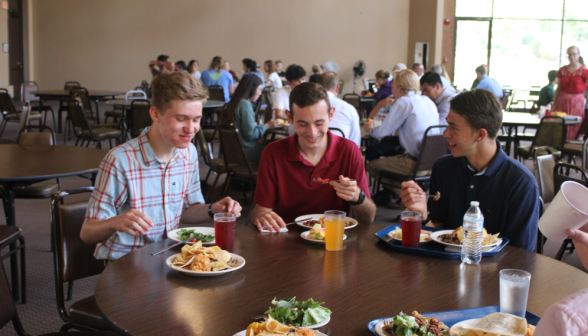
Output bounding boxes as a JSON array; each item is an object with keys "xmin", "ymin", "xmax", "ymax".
[
  {"xmin": 430, "ymin": 64, "xmax": 456, "ymax": 94},
  {"xmin": 273, "ymin": 64, "xmax": 306, "ymax": 121},
  {"xmin": 251, "ymin": 83, "xmax": 375, "ymax": 231},
  {"xmin": 318, "ymin": 72, "xmax": 361, "ymax": 147},
  {"xmin": 538, "ymin": 70, "xmax": 558, "ymax": 107},
  {"xmin": 149, "ymin": 54, "xmax": 173, "ymax": 78},
  {"xmin": 412, "ymin": 63, "xmax": 425, "ymax": 78},
  {"xmin": 80, "ymin": 72, "xmax": 242, "ymax": 261},
  {"xmin": 420, "ymin": 71, "xmax": 456, "ymax": 126},
  {"xmin": 474, "ymin": 65, "xmax": 504, "ymax": 99},
  {"xmin": 399, "ymin": 90, "xmax": 540, "ymax": 251}
]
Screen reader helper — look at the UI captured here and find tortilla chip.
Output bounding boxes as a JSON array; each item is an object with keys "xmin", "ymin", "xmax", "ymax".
[
  {"xmin": 264, "ymin": 316, "xmax": 294, "ymax": 333},
  {"xmin": 460, "ymin": 313, "xmax": 527, "ymax": 336}
]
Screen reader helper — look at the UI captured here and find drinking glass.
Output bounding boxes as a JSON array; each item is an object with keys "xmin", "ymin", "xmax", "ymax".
[
  {"xmin": 324, "ymin": 210, "xmax": 346, "ymax": 251},
  {"xmin": 401, "ymin": 211, "xmax": 422, "ymax": 248},
  {"xmin": 500, "ymin": 269, "xmax": 531, "ymax": 317},
  {"xmin": 373, "ymin": 116, "xmax": 382, "ymax": 127},
  {"xmin": 214, "ymin": 213, "xmax": 236, "ymax": 252}
]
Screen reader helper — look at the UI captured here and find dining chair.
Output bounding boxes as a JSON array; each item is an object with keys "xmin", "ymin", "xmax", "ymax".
[
  {"xmin": 202, "ymin": 103, "xmax": 228, "ymax": 157},
  {"xmin": 514, "ymin": 116, "xmax": 564, "ymax": 162},
  {"xmin": 127, "ymin": 99, "xmax": 152, "ymax": 138},
  {"xmin": 342, "ymin": 93, "xmax": 365, "ymax": 119},
  {"xmin": 218, "ymin": 124, "xmax": 258, "ymax": 205},
  {"xmin": 51, "ymin": 187, "xmax": 112, "ymax": 332},
  {"xmin": 68, "ymin": 100, "xmax": 120, "ymax": 149},
  {"xmin": 372, "ymin": 126, "xmax": 448, "ymax": 201},
  {"xmin": 337, "ymin": 80, "xmax": 344, "ymax": 95},
  {"xmin": 195, "ymin": 129, "xmax": 235, "ymax": 202},
  {"xmin": 65, "ymin": 87, "xmax": 98, "ymax": 143},
  {"xmin": 561, "ymin": 116, "xmax": 588, "ymax": 169},
  {"xmin": 329, "ymin": 127, "xmax": 346, "ymax": 138},
  {"xmin": 532, "ymin": 147, "xmax": 557, "ymax": 204},
  {"xmin": 0, "ymin": 225, "xmax": 25, "ymax": 303},
  {"xmin": 208, "ymin": 85, "xmax": 225, "ymax": 102},
  {"xmin": 0, "ymin": 89, "xmax": 42, "ymax": 138},
  {"xmin": 21, "ymin": 81, "xmax": 56, "ymax": 130},
  {"xmin": 59, "ymin": 82, "xmax": 81, "ymax": 135}
]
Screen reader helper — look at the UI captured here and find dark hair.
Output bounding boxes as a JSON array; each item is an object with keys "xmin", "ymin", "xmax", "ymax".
[
  {"xmin": 219, "ymin": 74, "xmax": 263, "ymax": 125},
  {"xmin": 175, "ymin": 60, "xmax": 187, "ymax": 71},
  {"xmin": 412, "ymin": 63, "xmax": 422, "ymax": 70},
  {"xmin": 475, "ymin": 65, "xmax": 487, "ymax": 75},
  {"xmin": 548, "ymin": 70, "xmax": 557, "ymax": 82},
  {"xmin": 289, "ymin": 82, "xmax": 331, "ymax": 116},
  {"xmin": 242, "ymin": 58, "xmax": 258, "ymax": 72},
  {"xmin": 157, "ymin": 54, "xmax": 169, "ymax": 62},
  {"xmin": 420, "ymin": 71, "xmax": 443, "ymax": 87},
  {"xmin": 285, "ymin": 64, "xmax": 306, "ymax": 82},
  {"xmin": 450, "ymin": 90, "xmax": 502, "ymax": 139},
  {"xmin": 188, "ymin": 60, "xmax": 198, "ymax": 68}
]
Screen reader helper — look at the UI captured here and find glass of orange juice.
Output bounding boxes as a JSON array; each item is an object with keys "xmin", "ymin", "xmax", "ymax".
[{"xmin": 324, "ymin": 210, "xmax": 346, "ymax": 251}]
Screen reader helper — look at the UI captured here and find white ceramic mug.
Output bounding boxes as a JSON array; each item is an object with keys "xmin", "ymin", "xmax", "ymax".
[{"xmin": 539, "ymin": 181, "xmax": 588, "ymax": 242}]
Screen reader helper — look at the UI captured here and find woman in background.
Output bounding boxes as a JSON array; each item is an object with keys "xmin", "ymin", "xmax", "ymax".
[
  {"xmin": 373, "ymin": 70, "xmax": 392, "ymax": 101},
  {"xmin": 264, "ymin": 60, "xmax": 283, "ymax": 89},
  {"xmin": 200, "ymin": 56, "xmax": 235, "ymax": 102},
  {"xmin": 188, "ymin": 60, "xmax": 201, "ymax": 79}
]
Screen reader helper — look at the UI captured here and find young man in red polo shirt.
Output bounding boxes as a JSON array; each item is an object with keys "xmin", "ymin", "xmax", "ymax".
[{"xmin": 251, "ymin": 82, "xmax": 376, "ymax": 231}]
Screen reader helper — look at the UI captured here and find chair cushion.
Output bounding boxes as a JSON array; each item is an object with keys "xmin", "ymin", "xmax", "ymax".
[
  {"xmin": 68, "ymin": 295, "xmax": 111, "ymax": 330},
  {"xmin": 104, "ymin": 110, "xmax": 123, "ymax": 118},
  {"xmin": 81, "ymin": 128, "xmax": 120, "ymax": 139},
  {"xmin": 517, "ymin": 146, "xmax": 561, "ymax": 158},
  {"xmin": 202, "ymin": 129, "xmax": 219, "ymax": 142},
  {"xmin": 28, "ymin": 112, "xmax": 43, "ymax": 120},
  {"xmin": 4, "ymin": 113, "xmax": 18, "ymax": 121},
  {"xmin": 563, "ymin": 142, "xmax": 584, "ymax": 156},
  {"xmin": 232, "ymin": 163, "xmax": 258, "ymax": 180},
  {"xmin": 0, "ymin": 225, "xmax": 21, "ymax": 245},
  {"xmin": 8, "ymin": 180, "xmax": 59, "ymax": 198}
]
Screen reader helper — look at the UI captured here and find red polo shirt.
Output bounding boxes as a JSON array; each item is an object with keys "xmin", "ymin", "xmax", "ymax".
[{"xmin": 254, "ymin": 131, "xmax": 371, "ymax": 223}]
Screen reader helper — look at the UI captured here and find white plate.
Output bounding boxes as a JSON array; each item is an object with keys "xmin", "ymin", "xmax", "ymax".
[
  {"xmin": 430, "ymin": 230, "xmax": 502, "ymax": 249},
  {"xmin": 301, "ymin": 231, "xmax": 347, "ymax": 244},
  {"xmin": 374, "ymin": 319, "xmax": 450, "ymax": 336},
  {"xmin": 387, "ymin": 230, "xmax": 434, "ymax": 244},
  {"xmin": 295, "ymin": 214, "xmax": 358, "ymax": 230},
  {"xmin": 165, "ymin": 253, "xmax": 245, "ymax": 276},
  {"xmin": 233, "ymin": 329, "xmax": 327, "ymax": 336},
  {"xmin": 168, "ymin": 227, "xmax": 215, "ymax": 245},
  {"xmin": 449, "ymin": 318, "xmax": 534, "ymax": 336}
]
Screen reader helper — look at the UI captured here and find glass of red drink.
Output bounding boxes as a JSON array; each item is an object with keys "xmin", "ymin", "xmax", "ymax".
[
  {"xmin": 400, "ymin": 211, "xmax": 422, "ymax": 248},
  {"xmin": 214, "ymin": 213, "xmax": 236, "ymax": 252}
]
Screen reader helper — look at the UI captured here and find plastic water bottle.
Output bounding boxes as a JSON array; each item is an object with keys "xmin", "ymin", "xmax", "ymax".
[{"xmin": 461, "ymin": 201, "xmax": 484, "ymax": 264}]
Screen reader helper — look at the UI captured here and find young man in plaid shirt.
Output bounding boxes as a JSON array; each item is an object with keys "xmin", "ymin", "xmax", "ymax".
[{"xmin": 81, "ymin": 72, "xmax": 241, "ymax": 261}]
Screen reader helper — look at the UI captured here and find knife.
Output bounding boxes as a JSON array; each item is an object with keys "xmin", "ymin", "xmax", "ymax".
[
  {"xmin": 285, "ymin": 217, "xmax": 314, "ymax": 226},
  {"xmin": 151, "ymin": 235, "xmax": 199, "ymax": 256}
]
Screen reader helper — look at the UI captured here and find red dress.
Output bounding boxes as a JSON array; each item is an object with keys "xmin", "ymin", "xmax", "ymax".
[{"xmin": 554, "ymin": 65, "xmax": 588, "ymax": 139}]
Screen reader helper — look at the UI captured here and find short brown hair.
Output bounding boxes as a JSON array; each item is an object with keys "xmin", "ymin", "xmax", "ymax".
[
  {"xmin": 475, "ymin": 65, "xmax": 487, "ymax": 75},
  {"xmin": 318, "ymin": 72, "xmax": 338, "ymax": 90},
  {"xmin": 151, "ymin": 72, "xmax": 208, "ymax": 113},
  {"xmin": 289, "ymin": 82, "xmax": 331, "ymax": 116},
  {"xmin": 264, "ymin": 60, "xmax": 277, "ymax": 73},
  {"xmin": 450, "ymin": 89, "xmax": 502, "ymax": 139},
  {"xmin": 375, "ymin": 70, "xmax": 390, "ymax": 80}
]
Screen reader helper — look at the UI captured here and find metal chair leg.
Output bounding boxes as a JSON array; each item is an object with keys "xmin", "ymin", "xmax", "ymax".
[{"xmin": 221, "ymin": 175, "xmax": 232, "ymax": 198}]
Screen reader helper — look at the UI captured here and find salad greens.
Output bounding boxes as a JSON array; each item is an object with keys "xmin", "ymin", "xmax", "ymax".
[
  {"xmin": 177, "ymin": 229, "xmax": 214, "ymax": 242},
  {"xmin": 388, "ymin": 312, "xmax": 447, "ymax": 336},
  {"xmin": 268, "ymin": 297, "xmax": 332, "ymax": 327}
]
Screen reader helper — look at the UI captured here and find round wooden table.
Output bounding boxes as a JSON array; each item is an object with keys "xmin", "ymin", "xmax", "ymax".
[{"xmin": 95, "ymin": 224, "xmax": 588, "ymax": 336}]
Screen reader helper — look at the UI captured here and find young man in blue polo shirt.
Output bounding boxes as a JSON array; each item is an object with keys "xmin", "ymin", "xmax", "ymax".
[{"xmin": 400, "ymin": 89, "xmax": 540, "ymax": 251}]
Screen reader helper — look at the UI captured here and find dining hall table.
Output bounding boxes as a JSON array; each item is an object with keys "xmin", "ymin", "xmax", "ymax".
[{"xmin": 94, "ymin": 223, "xmax": 588, "ymax": 336}]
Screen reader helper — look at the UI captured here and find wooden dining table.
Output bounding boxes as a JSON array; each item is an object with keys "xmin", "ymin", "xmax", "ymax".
[{"xmin": 95, "ymin": 224, "xmax": 588, "ymax": 336}]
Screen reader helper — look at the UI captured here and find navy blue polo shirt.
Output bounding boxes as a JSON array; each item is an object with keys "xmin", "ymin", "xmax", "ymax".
[{"xmin": 428, "ymin": 142, "xmax": 540, "ymax": 251}]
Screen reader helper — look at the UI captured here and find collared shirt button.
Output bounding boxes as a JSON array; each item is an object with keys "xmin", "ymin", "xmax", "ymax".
[{"xmin": 470, "ymin": 185, "xmax": 474, "ymax": 189}]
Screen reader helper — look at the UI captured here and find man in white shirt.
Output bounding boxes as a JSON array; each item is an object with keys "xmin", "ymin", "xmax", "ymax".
[
  {"xmin": 273, "ymin": 64, "xmax": 306, "ymax": 121},
  {"xmin": 318, "ymin": 72, "xmax": 361, "ymax": 147},
  {"xmin": 420, "ymin": 72, "xmax": 456, "ymax": 126}
]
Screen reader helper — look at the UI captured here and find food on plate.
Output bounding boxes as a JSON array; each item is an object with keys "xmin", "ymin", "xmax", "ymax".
[
  {"xmin": 438, "ymin": 227, "xmax": 500, "ymax": 246},
  {"xmin": 176, "ymin": 229, "xmax": 214, "ymax": 242},
  {"xmin": 382, "ymin": 311, "xmax": 447, "ymax": 336},
  {"xmin": 246, "ymin": 316, "xmax": 318, "ymax": 336},
  {"xmin": 170, "ymin": 242, "xmax": 238, "ymax": 272},
  {"xmin": 388, "ymin": 227, "xmax": 432, "ymax": 241},
  {"xmin": 456, "ymin": 312, "xmax": 534, "ymax": 336},
  {"xmin": 551, "ymin": 111, "xmax": 567, "ymax": 117},
  {"xmin": 302, "ymin": 216, "xmax": 354, "ymax": 228},
  {"xmin": 309, "ymin": 224, "xmax": 325, "ymax": 240},
  {"xmin": 360, "ymin": 118, "xmax": 374, "ymax": 125},
  {"xmin": 268, "ymin": 297, "xmax": 332, "ymax": 327},
  {"xmin": 278, "ymin": 120, "xmax": 289, "ymax": 126}
]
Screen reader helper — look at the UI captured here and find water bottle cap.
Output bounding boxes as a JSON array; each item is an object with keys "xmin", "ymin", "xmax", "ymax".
[{"xmin": 470, "ymin": 201, "xmax": 479, "ymax": 206}]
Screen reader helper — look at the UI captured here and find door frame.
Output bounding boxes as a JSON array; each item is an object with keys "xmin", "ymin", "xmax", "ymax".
[{"xmin": 452, "ymin": 17, "xmax": 493, "ymax": 84}]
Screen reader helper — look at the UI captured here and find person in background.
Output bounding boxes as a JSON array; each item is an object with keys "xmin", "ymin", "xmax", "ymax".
[
  {"xmin": 553, "ymin": 46, "xmax": 588, "ymax": 139},
  {"xmin": 474, "ymin": 65, "xmax": 504, "ymax": 99},
  {"xmin": 219, "ymin": 74, "xmax": 279, "ymax": 163},
  {"xmin": 470, "ymin": 64, "xmax": 488, "ymax": 89},
  {"xmin": 264, "ymin": 60, "xmax": 282, "ymax": 89},
  {"xmin": 273, "ymin": 64, "xmax": 306, "ymax": 121},
  {"xmin": 148, "ymin": 54, "xmax": 173, "ymax": 77},
  {"xmin": 222, "ymin": 60, "xmax": 238, "ymax": 82},
  {"xmin": 373, "ymin": 70, "xmax": 392, "ymax": 101},
  {"xmin": 318, "ymin": 72, "xmax": 361, "ymax": 147},
  {"xmin": 200, "ymin": 56, "xmax": 235, "ymax": 103},
  {"xmin": 276, "ymin": 60, "xmax": 286, "ymax": 80},
  {"xmin": 400, "ymin": 89, "xmax": 539, "ymax": 251},
  {"xmin": 412, "ymin": 63, "xmax": 425, "ymax": 78},
  {"xmin": 174, "ymin": 60, "xmax": 187, "ymax": 72},
  {"xmin": 430, "ymin": 64, "xmax": 456, "ymax": 93},
  {"xmin": 538, "ymin": 70, "xmax": 557, "ymax": 108},
  {"xmin": 309, "ymin": 64, "xmax": 322, "ymax": 83},
  {"xmin": 420, "ymin": 71, "xmax": 455, "ymax": 126},
  {"xmin": 392, "ymin": 63, "xmax": 407, "ymax": 71},
  {"xmin": 187, "ymin": 60, "xmax": 201, "ymax": 79},
  {"xmin": 242, "ymin": 58, "xmax": 265, "ymax": 90}
]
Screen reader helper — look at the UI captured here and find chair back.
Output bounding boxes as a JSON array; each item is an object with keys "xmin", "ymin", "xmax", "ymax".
[
  {"xmin": 208, "ymin": 85, "xmax": 225, "ymax": 102},
  {"xmin": 128, "ymin": 99, "xmax": 152, "ymax": 138},
  {"xmin": 63, "ymin": 81, "xmax": 80, "ymax": 92},
  {"xmin": 21, "ymin": 81, "xmax": 40, "ymax": 103},
  {"xmin": 68, "ymin": 100, "xmax": 91, "ymax": 135},
  {"xmin": 574, "ymin": 113, "xmax": 588, "ymax": 140},
  {"xmin": 139, "ymin": 80, "xmax": 150, "ymax": 94},
  {"xmin": 329, "ymin": 127, "xmax": 346, "ymax": 138},
  {"xmin": 342, "ymin": 93, "xmax": 364, "ymax": 119},
  {"xmin": 0, "ymin": 89, "xmax": 18, "ymax": 116},
  {"xmin": 17, "ymin": 101, "xmax": 31, "ymax": 133},
  {"xmin": 218, "ymin": 124, "xmax": 255, "ymax": 179},
  {"xmin": 337, "ymin": 80, "xmax": 344, "ymax": 95},
  {"xmin": 530, "ymin": 116, "xmax": 565, "ymax": 150},
  {"xmin": 125, "ymin": 90, "xmax": 147, "ymax": 100},
  {"xmin": 51, "ymin": 187, "xmax": 105, "ymax": 319},
  {"xmin": 413, "ymin": 126, "xmax": 449, "ymax": 178},
  {"xmin": 196, "ymin": 129, "xmax": 212, "ymax": 167},
  {"xmin": 501, "ymin": 89, "xmax": 512, "ymax": 110},
  {"xmin": 554, "ymin": 163, "xmax": 588, "ymax": 194},
  {"xmin": 0, "ymin": 262, "xmax": 26, "ymax": 334},
  {"xmin": 17, "ymin": 125, "xmax": 55, "ymax": 146},
  {"xmin": 69, "ymin": 87, "xmax": 94, "ymax": 118},
  {"xmin": 533, "ymin": 147, "xmax": 556, "ymax": 203}
]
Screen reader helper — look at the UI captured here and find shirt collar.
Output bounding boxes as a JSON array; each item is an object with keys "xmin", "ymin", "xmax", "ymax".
[
  {"xmin": 405, "ymin": 91, "xmax": 416, "ymax": 97},
  {"xmin": 287, "ymin": 131, "xmax": 338, "ymax": 164},
  {"xmin": 139, "ymin": 127, "xmax": 185, "ymax": 167},
  {"xmin": 461, "ymin": 140, "xmax": 506, "ymax": 177},
  {"xmin": 327, "ymin": 91, "xmax": 336, "ymax": 99}
]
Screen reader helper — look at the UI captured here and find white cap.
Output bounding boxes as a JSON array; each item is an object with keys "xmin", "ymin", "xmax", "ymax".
[{"xmin": 470, "ymin": 201, "xmax": 479, "ymax": 206}]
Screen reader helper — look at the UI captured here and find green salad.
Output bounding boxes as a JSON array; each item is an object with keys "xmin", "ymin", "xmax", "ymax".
[
  {"xmin": 385, "ymin": 311, "xmax": 447, "ymax": 336},
  {"xmin": 176, "ymin": 229, "xmax": 214, "ymax": 243},
  {"xmin": 268, "ymin": 297, "xmax": 332, "ymax": 327}
]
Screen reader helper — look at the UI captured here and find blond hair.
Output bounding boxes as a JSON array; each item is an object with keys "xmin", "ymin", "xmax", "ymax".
[
  {"xmin": 392, "ymin": 69, "xmax": 420, "ymax": 92},
  {"xmin": 151, "ymin": 72, "xmax": 208, "ymax": 113}
]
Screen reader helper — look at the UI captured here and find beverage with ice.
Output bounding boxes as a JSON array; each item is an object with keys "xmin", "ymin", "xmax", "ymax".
[
  {"xmin": 461, "ymin": 201, "xmax": 484, "ymax": 264},
  {"xmin": 400, "ymin": 211, "xmax": 422, "ymax": 248},
  {"xmin": 214, "ymin": 213, "xmax": 236, "ymax": 252},
  {"xmin": 500, "ymin": 269, "xmax": 531, "ymax": 317}
]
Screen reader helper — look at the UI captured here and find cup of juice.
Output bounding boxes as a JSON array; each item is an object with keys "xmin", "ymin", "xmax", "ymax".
[
  {"xmin": 401, "ymin": 211, "xmax": 422, "ymax": 248},
  {"xmin": 214, "ymin": 213, "xmax": 236, "ymax": 252},
  {"xmin": 324, "ymin": 210, "xmax": 346, "ymax": 251}
]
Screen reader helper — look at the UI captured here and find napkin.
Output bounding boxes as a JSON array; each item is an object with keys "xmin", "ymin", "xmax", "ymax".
[{"xmin": 261, "ymin": 227, "xmax": 288, "ymax": 233}]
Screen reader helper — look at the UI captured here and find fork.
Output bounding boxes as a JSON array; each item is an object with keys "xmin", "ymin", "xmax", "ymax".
[{"xmin": 381, "ymin": 318, "xmax": 394, "ymax": 334}]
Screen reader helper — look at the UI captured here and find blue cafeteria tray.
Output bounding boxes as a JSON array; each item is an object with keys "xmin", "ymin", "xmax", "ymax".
[
  {"xmin": 375, "ymin": 224, "xmax": 509, "ymax": 259},
  {"xmin": 368, "ymin": 305, "xmax": 540, "ymax": 335}
]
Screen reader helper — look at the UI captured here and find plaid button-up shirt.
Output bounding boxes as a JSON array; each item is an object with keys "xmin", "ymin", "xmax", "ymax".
[{"xmin": 86, "ymin": 129, "xmax": 205, "ymax": 260}]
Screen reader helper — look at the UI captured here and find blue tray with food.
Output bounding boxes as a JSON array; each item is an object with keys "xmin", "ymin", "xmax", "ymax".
[
  {"xmin": 375, "ymin": 224, "xmax": 509, "ymax": 259},
  {"xmin": 368, "ymin": 306, "xmax": 539, "ymax": 336}
]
